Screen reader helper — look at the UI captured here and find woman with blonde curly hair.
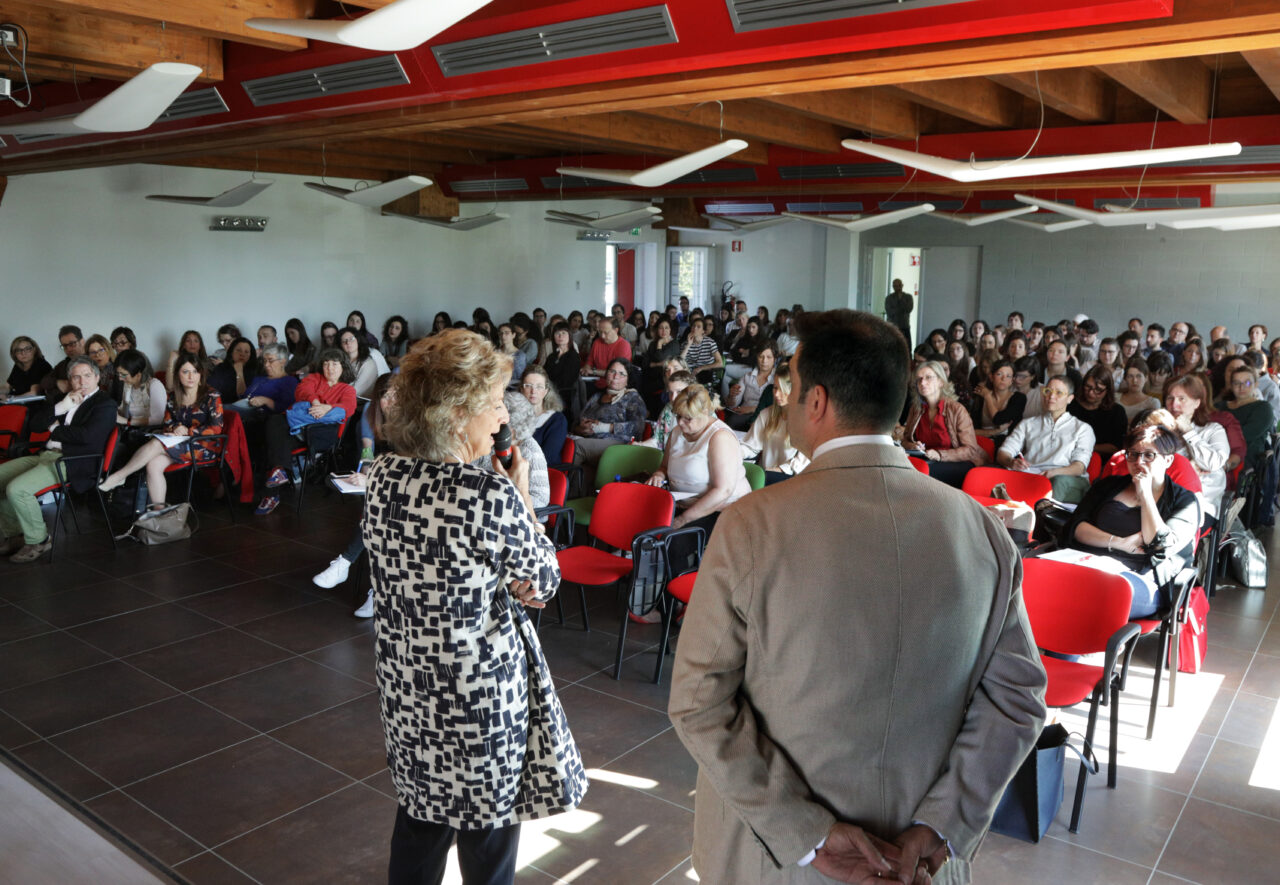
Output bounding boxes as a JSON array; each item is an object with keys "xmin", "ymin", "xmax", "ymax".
[
  {"xmin": 362, "ymin": 329, "xmax": 586, "ymax": 884},
  {"xmin": 897, "ymin": 359, "xmax": 985, "ymax": 487}
]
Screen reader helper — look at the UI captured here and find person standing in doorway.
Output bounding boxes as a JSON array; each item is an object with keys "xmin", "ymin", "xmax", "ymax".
[{"xmin": 885, "ymin": 278, "xmax": 914, "ymax": 347}]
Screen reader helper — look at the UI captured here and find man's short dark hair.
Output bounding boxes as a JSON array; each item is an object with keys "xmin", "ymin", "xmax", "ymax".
[
  {"xmin": 1129, "ymin": 317, "xmax": 1143, "ymax": 325},
  {"xmin": 1148, "ymin": 323, "xmax": 1165, "ymax": 336},
  {"xmin": 1007, "ymin": 311, "xmax": 1024, "ymax": 322},
  {"xmin": 1078, "ymin": 319, "xmax": 1099, "ymax": 335},
  {"xmin": 1146, "ymin": 350, "xmax": 1173, "ymax": 374},
  {"xmin": 258, "ymin": 324, "xmax": 277, "ymax": 335},
  {"xmin": 1045, "ymin": 373, "xmax": 1075, "ymax": 395},
  {"xmin": 1244, "ymin": 349, "xmax": 1266, "ymax": 371},
  {"xmin": 794, "ymin": 309, "xmax": 907, "ymax": 432},
  {"xmin": 59, "ymin": 324, "xmax": 82, "ymax": 341}
]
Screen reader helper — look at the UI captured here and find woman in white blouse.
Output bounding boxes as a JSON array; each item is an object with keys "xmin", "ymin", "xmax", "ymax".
[
  {"xmin": 724, "ymin": 342, "xmax": 777, "ymax": 430},
  {"xmin": 113, "ymin": 349, "xmax": 166, "ymax": 428},
  {"xmin": 1165, "ymin": 373, "xmax": 1230, "ymax": 522},
  {"xmin": 740, "ymin": 364, "xmax": 808, "ymax": 482}
]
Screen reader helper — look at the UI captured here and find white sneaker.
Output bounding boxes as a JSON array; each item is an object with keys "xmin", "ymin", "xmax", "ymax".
[
  {"xmin": 354, "ymin": 590, "xmax": 375, "ymax": 619},
  {"xmin": 313, "ymin": 556, "xmax": 351, "ymax": 589}
]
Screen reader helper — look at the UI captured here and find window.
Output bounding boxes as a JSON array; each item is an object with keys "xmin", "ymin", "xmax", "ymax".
[{"xmin": 666, "ymin": 246, "xmax": 710, "ymax": 311}]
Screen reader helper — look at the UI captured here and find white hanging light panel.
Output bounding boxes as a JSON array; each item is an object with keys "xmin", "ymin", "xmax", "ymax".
[
  {"xmin": 305, "ymin": 175, "xmax": 433, "ymax": 207},
  {"xmin": 386, "ymin": 211, "xmax": 509, "ymax": 230},
  {"xmin": 1005, "ymin": 216, "xmax": 1093, "ymax": 233},
  {"xmin": 934, "ymin": 206, "xmax": 1038, "ymax": 226},
  {"xmin": 782, "ymin": 204, "xmax": 936, "ymax": 231},
  {"xmin": 557, "ymin": 140, "xmax": 750, "ymax": 188},
  {"xmin": 842, "ymin": 139, "xmax": 1243, "ymax": 183},
  {"xmin": 544, "ymin": 206, "xmax": 663, "ymax": 231},
  {"xmin": 246, "ymin": 0, "xmax": 493, "ymax": 52},
  {"xmin": 1013, "ymin": 194, "xmax": 1280, "ymax": 228},
  {"xmin": 701, "ymin": 214, "xmax": 793, "ymax": 232},
  {"xmin": 0, "ymin": 63, "xmax": 202, "ymax": 136},
  {"xmin": 147, "ymin": 179, "xmax": 274, "ymax": 207}
]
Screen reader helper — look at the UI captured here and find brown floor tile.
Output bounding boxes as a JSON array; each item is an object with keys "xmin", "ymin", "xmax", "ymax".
[
  {"xmin": 0, "ymin": 602, "xmax": 56, "ymax": 643},
  {"xmin": 597, "ymin": 726, "xmax": 697, "ymax": 812},
  {"xmin": 176, "ymin": 577, "xmax": 322, "ymax": 626},
  {"xmin": 521, "ymin": 778, "xmax": 693, "ymax": 883},
  {"xmin": 216, "ymin": 782, "xmax": 395, "ymax": 884},
  {"xmin": 191, "ymin": 657, "xmax": 375, "ymax": 731},
  {"xmin": 124, "ymin": 736, "xmax": 351, "ymax": 848},
  {"xmin": 1158, "ymin": 797, "xmax": 1280, "ymax": 882},
  {"xmin": 1205, "ymin": 585, "xmax": 1278, "ymax": 622},
  {"xmin": 15, "ymin": 580, "xmax": 163, "ymax": 629},
  {"xmin": 1117, "ymin": 731, "xmax": 1213, "ymax": 795},
  {"xmin": 1258, "ymin": 621, "xmax": 1280, "ymax": 658},
  {"xmin": 85, "ymin": 789, "xmax": 207, "ymax": 867},
  {"xmin": 124, "ymin": 627, "xmax": 293, "ymax": 692},
  {"xmin": 304, "ymin": 632, "xmax": 377, "ymax": 684},
  {"xmin": 1192, "ymin": 739, "xmax": 1280, "ymax": 820},
  {"xmin": 972, "ymin": 833, "xmax": 1153, "ymax": 884},
  {"xmin": 9, "ymin": 739, "xmax": 114, "ymax": 802},
  {"xmin": 51, "ymin": 695, "xmax": 257, "ymax": 787},
  {"xmin": 1239, "ymin": 652, "xmax": 1280, "ymax": 699},
  {"xmin": 0, "ymin": 660, "xmax": 177, "ymax": 737},
  {"xmin": 1206, "ymin": 611, "xmax": 1272, "ymax": 655},
  {"xmin": 124, "ymin": 560, "xmax": 256, "ymax": 602},
  {"xmin": 172, "ymin": 851, "xmax": 260, "ymax": 884},
  {"xmin": 1197, "ymin": 645, "xmax": 1257, "ymax": 693},
  {"xmin": 209, "ymin": 538, "xmax": 334, "ymax": 577},
  {"xmin": 0, "ymin": 631, "xmax": 109, "ymax": 693},
  {"xmin": 362, "ymin": 768, "xmax": 397, "ymax": 800},
  {"xmin": 554, "ymin": 684, "xmax": 675, "ymax": 770},
  {"xmin": 68, "ymin": 604, "xmax": 223, "ymax": 658},
  {"xmin": 537, "ymin": 622, "xmax": 653, "ymax": 685},
  {"xmin": 654, "ymin": 857, "xmax": 695, "ymax": 883},
  {"xmin": 580, "ymin": 653, "xmax": 674, "ymax": 714},
  {"xmin": 0, "ymin": 560, "xmax": 115, "ymax": 602},
  {"xmin": 183, "ymin": 525, "xmax": 280, "ymax": 558},
  {"xmin": 1218, "ymin": 692, "xmax": 1278, "ymax": 749},
  {"xmin": 235, "ymin": 599, "xmax": 374, "ymax": 655},
  {"xmin": 0, "ymin": 709, "xmax": 38, "ymax": 749},
  {"xmin": 269, "ymin": 691, "xmax": 387, "ymax": 780},
  {"xmin": 1053, "ymin": 775, "xmax": 1186, "ymax": 867},
  {"xmin": 74, "ymin": 541, "xmax": 207, "ymax": 579}
]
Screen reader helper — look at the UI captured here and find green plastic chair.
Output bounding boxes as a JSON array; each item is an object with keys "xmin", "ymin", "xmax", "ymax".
[
  {"xmin": 744, "ymin": 462, "xmax": 766, "ymax": 491},
  {"xmin": 567, "ymin": 443, "xmax": 664, "ymax": 526}
]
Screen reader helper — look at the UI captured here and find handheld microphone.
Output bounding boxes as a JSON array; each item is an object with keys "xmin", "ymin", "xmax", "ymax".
[{"xmin": 492, "ymin": 424, "xmax": 513, "ymax": 469}]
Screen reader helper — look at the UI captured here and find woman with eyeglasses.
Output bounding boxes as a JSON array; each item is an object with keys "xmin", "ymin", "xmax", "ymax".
[
  {"xmin": 1164, "ymin": 374, "xmax": 1231, "ymax": 521},
  {"xmin": 1067, "ymin": 363, "xmax": 1128, "ymax": 457},
  {"xmin": 898, "ymin": 360, "xmax": 986, "ymax": 487},
  {"xmin": 1061, "ymin": 424, "xmax": 1199, "ymax": 618},
  {"xmin": 5, "ymin": 336, "xmax": 52, "ymax": 400},
  {"xmin": 970, "ymin": 358, "xmax": 1025, "ymax": 442},
  {"xmin": 1224, "ymin": 364, "xmax": 1273, "ymax": 470},
  {"xmin": 85, "ymin": 335, "xmax": 123, "ymax": 401},
  {"xmin": 520, "ymin": 366, "xmax": 567, "ymax": 464}
]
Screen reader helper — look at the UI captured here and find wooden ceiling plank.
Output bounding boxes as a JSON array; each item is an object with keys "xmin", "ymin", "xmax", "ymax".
[
  {"xmin": 316, "ymin": 136, "xmax": 495, "ymax": 166},
  {"xmin": 888, "ymin": 77, "xmax": 1022, "ymax": 128},
  {"xmin": 635, "ymin": 101, "xmax": 844, "ymax": 154},
  {"xmin": 1097, "ymin": 58, "xmax": 1211, "ymax": 124},
  {"xmin": 988, "ymin": 69, "xmax": 1113, "ymax": 122},
  {"xmin": 165, "ymin": 153, "xmax": 394, "ymax": 180},
  {"xmin": 512, "ymin": 114, "xmax": 771, "ymax": 164},
  {"xmin": 4, "ymin": 0, "xmax": 223, "ymax": 81},
  {"xmin": 756, "ymin": 88, "xmax": 920, "ymax": 139},
  {"xmin": 26, "ymin": 0, "xmax": 308, "ymax": 51},
  {"xmin": 1242, "ymin": 48, "xmax": 1280, "ymax": 103}
]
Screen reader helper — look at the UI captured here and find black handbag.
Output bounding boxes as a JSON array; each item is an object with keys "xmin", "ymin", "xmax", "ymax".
[{"xmin": 990, "ymin": 723, "xmax": 1096, "ymax": 842}]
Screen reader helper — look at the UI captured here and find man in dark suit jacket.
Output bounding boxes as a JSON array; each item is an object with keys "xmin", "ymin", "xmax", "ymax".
[
  {"xmin": 0, "ymin": 356, "xmax": 117, "ymax": 562},
  {"xmin": 669, "ymin": 310, "xmax": 1047, "ymax": 884}
]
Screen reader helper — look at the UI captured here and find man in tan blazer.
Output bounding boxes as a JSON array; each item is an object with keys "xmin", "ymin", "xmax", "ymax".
[{"xmin": 669, "ymin": 310, "xmax": 1047, "ymax": 884}]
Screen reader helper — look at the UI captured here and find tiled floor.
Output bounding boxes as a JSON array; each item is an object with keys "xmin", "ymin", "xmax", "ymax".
[{"xmin": 1, "ymin": 490, "xmax": 1277, "ymax": 884}]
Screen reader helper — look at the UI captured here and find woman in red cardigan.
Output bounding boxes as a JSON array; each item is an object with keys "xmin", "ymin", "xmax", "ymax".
[
  {"xmin": 255, "ymin": 348, "xmax": 359, "ymax": 515},
  {"xmin": 898, "ymin": 359, "xmax": 987, "ymax": 487}
]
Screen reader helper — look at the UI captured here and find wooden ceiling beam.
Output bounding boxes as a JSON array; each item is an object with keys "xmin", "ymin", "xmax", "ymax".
[
  {"xmin": 318, "ymin": 136, "xmax": 495, "ymax": 166},
  {"xmin": 988, "ymin": 69, "xmax": 1113, "ymax": 123},
  {"xmin": 164, "ymin": 154, "xmax": 394, "ymax": 181},
  {"xmin": 635, "ymin": 101, "xmax": 844, "ymax": 154},
  {"xmin": 24, "ymin": 0, "xmax": 309, "ymax": 51},
  {"xmin": 889, "ymin": 77, "xmax": 1022, "ymax": 128},
  {"xmin": 1098, "ymin": 58, "xmax": 1211, "ymax": 124},
  {"xmin": 756, "ymin": 88, "xmax": 921, "ymax": 139},
  {"xmin": 3, "ymin": 1, "xmax": 223, "ymax": 81},
  {"xmin": 1242, "ymin": 48, "xmax": 1280, "ymax": 103},
  {"xmin": 511, "ymin": 114, "xmax": 772, "ymax": 164}
]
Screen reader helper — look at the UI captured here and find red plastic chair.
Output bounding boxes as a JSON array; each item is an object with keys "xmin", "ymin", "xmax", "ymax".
[
  {"xmin": 34, "ymin": 426, "xmax": 120, "ymax": 561},
  {"xmin": 550, "ymin": 438, "xmax": 582, "ymax": 499},
  {"xmin": 162, "ymin": 433, "xmax": 232, "ymax": 517},
  {"xmin": 975, "ymin": 435, "xmax": 997, "ymax": 460},
  {"xmin": 555, "ymin": 482, "xmax": 674, "ymax": 678},
  {"xmin": 961, "ymin": 466, "xmax": 1053, "ymax": 507},
  {"xmin": 0, "ymin": 404, "xmax": 29, "ymax": 460},
  {"xmin": 1022, "ymin": 557, "xmax": 1139, "ymax": 833},
  {"xmin": 1087, "ymin": 452, "xmax": 1102, "ymax": 482},
  {"xmin": 909, "ymin": 456, "xmax": 930, "ymax": 475},
  {"xmin": 651, "ymin": 525, "xmax": 707, "ymax": 684},
  {"xmin": 290, "ymin": 418, "xmax": 349, "ymax": 512},
  {"xmin": 1128, "ymin": 568, "xmax": 1199, "ymax": 740}
]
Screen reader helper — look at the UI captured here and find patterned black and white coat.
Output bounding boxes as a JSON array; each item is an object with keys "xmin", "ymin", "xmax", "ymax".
[{"xmin": 363, "ymin": 454, "xmax": 588, "ymax": 828}]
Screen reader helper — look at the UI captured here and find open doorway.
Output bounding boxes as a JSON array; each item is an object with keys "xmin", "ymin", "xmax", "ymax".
[{"xmin": 869, "ymin": 247, "xmax": 922, "ymax": 347}]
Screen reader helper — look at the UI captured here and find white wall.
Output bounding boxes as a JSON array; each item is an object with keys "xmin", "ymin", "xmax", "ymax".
[
  {"xmin": 672, "ymin": 222, "xmax": 827, "ymax": 310},
  {"xmin": 0, "ymin": 164, "xmax": 663, "ymax": 364},
  {"xmin": 861, "ymin": 208, "xmax": 1280, "ymax": 340}
]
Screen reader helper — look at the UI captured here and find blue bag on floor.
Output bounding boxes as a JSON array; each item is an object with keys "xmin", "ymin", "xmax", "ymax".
[{"xmin": 990, "ymin": 724, "xmax": 1095, "ymax": 842}]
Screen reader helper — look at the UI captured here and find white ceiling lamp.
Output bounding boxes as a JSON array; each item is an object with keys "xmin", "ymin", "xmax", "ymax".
[
  {"xmin": 0, "ymin": 63, "xmax": 202, "ymax": 137},
  {"xmin": 246, "ymin": 0, "xmax": 493, "ymax": 52},
  {"xmin": 147, "ymin": 179, "xmax": 273, "ymax": 207},
  {"xmin": 1159, "ymin": 211, "xmax": 1280, "ymax": 231},
  {"xmin": 934, "ymin": 206, "xmax": 1038, "ymax": 226},
  {"xmin": 841, "ymin": 139, "xmax": 1243, "ymax": 183},
  {"xmin": 544, "ymin": 206, "xmax": 663, "ymax": 231},
  {"xmin": 385, "ymin": 211, "xmax": 509, "ymax": 230},
  {"xmin": 1014, "ymin": 194, "xmax": 1280, "ymax": 228},
  {"xmin": 782, "ymin": 203, "xmax": 936, "ymax": 231},
  {"xmin": 305, "ymin": 174, "xmax": 433, "ymax": 207},
  {"xmin": 1005, "ymin": 216, "xmax": 1093, "ymax": 233},
  {"xmin": 557, "ymin": 140, "xmax": 749, "ymax": 188},
  {"xmin": 701, "ymin": 214, "xmax": 793, "ymax": 232}
]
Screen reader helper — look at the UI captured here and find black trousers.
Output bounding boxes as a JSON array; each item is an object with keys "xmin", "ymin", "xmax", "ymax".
[{"xmin": 388, "ymin": 806, "xmax": 521, "ymax": 885}]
